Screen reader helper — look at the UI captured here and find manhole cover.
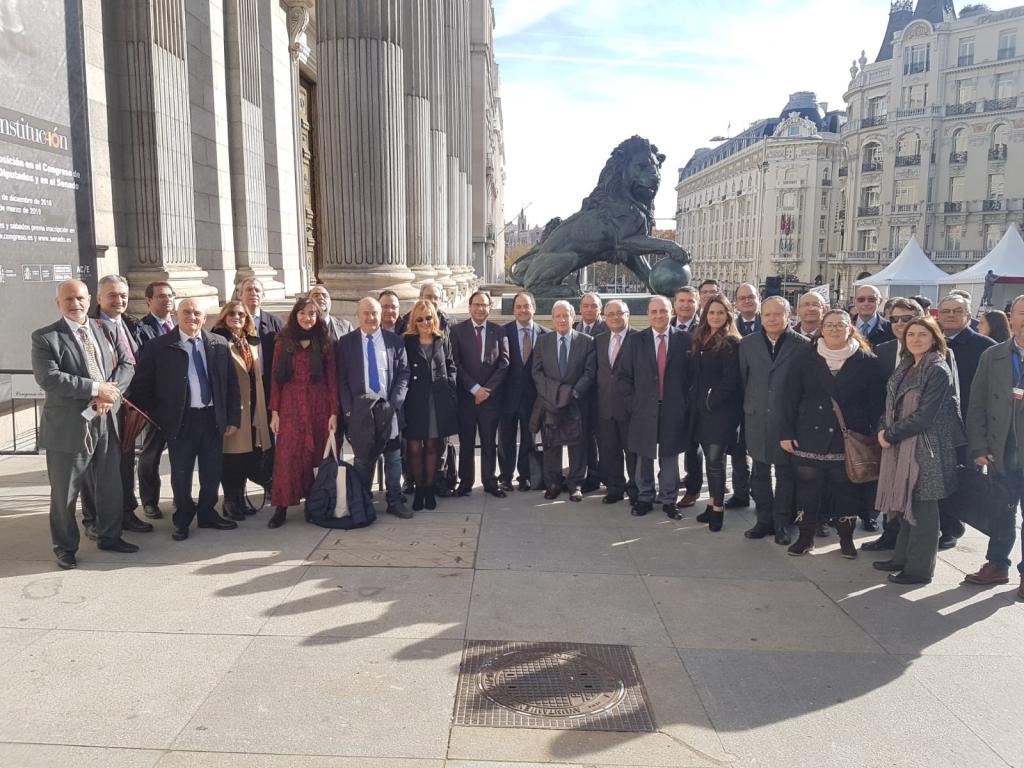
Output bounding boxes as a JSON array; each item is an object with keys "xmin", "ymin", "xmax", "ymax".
[{"xmin": 454, "ymin": 641, "xmax": 655, "ymax": 732}]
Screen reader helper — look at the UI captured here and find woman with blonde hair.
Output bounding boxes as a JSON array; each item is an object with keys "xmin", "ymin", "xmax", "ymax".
[
  {"xmin": 211, "ymin": 301, "xmax": 272, "ymax": 520},
  {"xmin": 402, "ymin": 299, "xmax": 458, "ymax": 510}
]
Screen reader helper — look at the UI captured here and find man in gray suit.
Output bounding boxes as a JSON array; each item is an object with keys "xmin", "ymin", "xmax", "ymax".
[
  {"xmin": 594, "ymin": 300, "xmax": 638, "ymax": 505},
  {"xmin": 738, "ymin": 296, "xmax": 807, "ymax": 545},
  {"xmin": 309, "ymin": 284, "xmax": 354, "ymax": 341},
  {"xmin": 31, "ymin": 279, "xmax": 138, "ymax": 570},
  {"xmin": 532, "ymin": 300, "xmax": 597, "ymax": 501}
]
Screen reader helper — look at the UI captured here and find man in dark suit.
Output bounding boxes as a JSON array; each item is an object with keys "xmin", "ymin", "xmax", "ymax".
[
  {"xmin": 670, "ymin": 286, "xmax": 702, "ymax": 506},
  {"xmin": 451, "ymin": 290, "xmax": 510, "ymax": 497},
  {"xmin": 309, "ymin": 284, "xmax": 354, "ymax": 341},
  {"xmin": 738, "ymin": 296, "xmax": 808, "ymax": 544},
  {"xmin": 617, "ymin": 296, "xmax": 692, "ymax": 518},
  {"xmin": 80, "ymin": 274, "xmax": 153, "ymax": 537},
  {"xmin": 395, "ymin": 281, "xmax": 451, "ymax": 336},
  {"xmin": 498, "ymin": 291, "xmax": 548, "ymax": 491},
  {"xmin": 132, "ymin": 298, "xmax": 241, "ymax": 541},
  {"xmin": 135, "ymin": 280, "xmax": 176, "ymax": 519},
  {"xmin": 532, "ymin": 301, "xmax": 597, "ymax": 501},
  {"xmin": 338, "ymin": 297, "xmax": 411, "ymax": 517},
  {"xmin": 572, "ymin": 291, "xmax": 605, "ymax": 490},
  {"xmin": 239, "ymin": 277, "xmax": 283, "ymax": 400},
  {"xmin": 595, "ymin": 300, "xmax": 638, "ymax": 504},
  {"xmin": 32, "ymin": 279, "xmax": 138, "ymax": 569},
  {"xmin": 853, "ymin": 284, "xmax": 894, "ymax": 348},
  {"xmin": 734, "ymin": 283, "xmax": 762, "ymax": 337},
  {"xmin": 573, "ymin": 292, "xmax": 608, "ymax": 337}
]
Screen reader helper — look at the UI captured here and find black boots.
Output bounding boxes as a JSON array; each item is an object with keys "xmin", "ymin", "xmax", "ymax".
[
  {"xmin": 268, "ymin": 506, "xmax": 287, "ymax": 529},
  {"xmin": 223, "ymin": 491, "xmax": 246, "ymax": 522},
  {"xmin": 708, "ymin": 507, "xmax": 724, "ymax": 532},
  {"xmin": 788, "ymin": 512, "xmax": 816, "ymax": 556},
  {"xmin": 836, "ymin": 517, "xmax": 858, "ymax": 559}
]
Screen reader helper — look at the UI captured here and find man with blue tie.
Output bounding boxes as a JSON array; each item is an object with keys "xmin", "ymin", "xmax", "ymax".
[
  {"xmin": 853, "ymin": 285, "xmax": 894, "ymax": 348},
  {"xmin": 132, "ymin": 299, "xmax": 241, "ymax": 540},
  {"xmin": 734, "ymin": 283, "xmax": 762, "ymax": 337},
  {"xmin": 337, "ymin": 297, "xmax": 411, "ymax": 517}
]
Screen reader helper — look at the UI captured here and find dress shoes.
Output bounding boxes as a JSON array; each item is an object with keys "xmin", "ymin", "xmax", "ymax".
[
  {"xmin": 708, "ymin": 508, "xmax": 724, "ymax": 532},
  {"xmin": 424, "ymin": 490, "xmax": 437, "ymax": 510},
  {"xmin": 56, "ymin": 552, "xmax": 77, "ymax": 570},
  {"xmin": 938, "ymin": 534, "xmax": 959, "ymax": 550},
  {"xmin": 486, "ymin": 486, "xmax": 507, "ymax": 499},
  {"xmin": 694, "ymin": 507, "xmax": 711, "ymax": 524},
  {"xmin": 964, "ymin": 562, "xmax": 1010, "ymax": 585},
  {"xmin": 677, "ymin": 492, "xmax": 699, "ymax": 508},
  {"xmin": 744, "ymin": 523, "xmax": 774, "ymax": 539},
  {"xmin": 774, "ymin": 530, "xmax": 792, "ymax": 546},
  {"xmin": 387, "ymin": 502, "xmax": 414, "ymax": 519},
  {"xmin": 544, "ymin": 488, "xmax": 560, "ymax": 500},
  {"xmin": 497, "ymin": 478, "xmax": 514, "ymax": 493},
  {"xmin": 142, "ymin": 504, "xmax": 163, "ymax": 520},
  {"xmin": 581, "ymin": 477, "xmax": 601, "ymax": 493},
  {"xmin": 861, "ymin": 534, "xmax": 897, "ymax": 551},
  {"xmin": 198, "ymin": 517, "xmax": 238, "ymax": 530},
  {"xmin": 455, "ymin": 484, "xmax": 473, "ymax": 497},
  {"xmin": 888, "ymin": 572, "xmax": 931, "ymax": 585},
  {"xmin": 569, "ymin": 489, "xmax": 583, "ymax": 502},
  {"xmin": 872, "ymin": 559, "xmax": 904, "ymax": 572},
  {"xmin": 861, "ymin": 518, "xmax": 880, "ymax": 533},
  {"xmin": 172, "ymin": 527, "xmax": 189, "ymax": 541},
  {"xmin": 602, "ymin": 493, "xmax": 624, "ymax": 504},
  {"xmin": 664, "ymin": 503, "xmax": 683, "ymax": 520},
  {"xmin": 631, "ymin": 501, "xmax": 653, "ymax": 517},
  {"xmin": 82, "ymin": 523, "xmax": 97, "ymax": 541},
  {"xmin": 518, "ymin": 479, "xmax": 532, "ymax": 492},
  {"xmin": 724, "ymin": 495, "xmax": 750, "ymax": 509},
  {"xmin": 267, "ymin": 507, "xmax": 287, "ymax": 529},
  {"xmin": 122, "ymin": 513, "xmax": 154, "ymax": 532},
  {"xmin": 97, "ymin": 538, "xmax": 140, "ymax": 553}
]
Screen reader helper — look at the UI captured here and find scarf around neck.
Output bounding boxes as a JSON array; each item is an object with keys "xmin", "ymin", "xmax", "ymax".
[{"xmin": 816, "ymin": 337, "xmax": 858, "ymax": 373}]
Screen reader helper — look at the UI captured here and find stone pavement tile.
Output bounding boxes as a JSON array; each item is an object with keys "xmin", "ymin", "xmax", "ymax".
[
  {"xmin": 259, "ymin": 566, "xmax": 472, "ymax": 640},
  {"xmin": 172, "ymin": 636, "xmax": 461, "ymax": 758},
  {"xmin": 935, "ymin": 535, "xmax": 1004, "ymax": 577},
  {"xmin": 623, "ymin": 523, "xmax": 805, "ymax": 581},
  {"xmin": 309, "ymin": 514, "xmax": 480, "ymax": 568},
  {"xmin": 788, "ymin": 542, "xmax": 970, "ymax": 585},
  {"xmin": 467, "ymin": 570, "xmax": 671, "ymax": 647},
  {"xmin": 0, "ymin": 744, "xmax": 162, "ymax": 767},
  {"xmin": 0, "ymin": 630, "xmax": 250, "ymax": 748},
  {"xmin": 681, "ymin": 649, "xmax": 1009, "ymax": 768},
  {"xmin": 0, "ymin": 560, "xmax": 111, "ymax": 628},
  {"xmin": 645, "ymin": 576, "xmax": 883, "ymax": 654},
  {"xmin": 817, "ymin": 580, "xmax": 1024, "ymax": 656},
  {"xmin": 447, "ymin": 647, "xmax": 730, "ymax": 766},
  {"xmin": 907, "ymin": 655, "xmax": 1024, "ymax": 768},
  {"xmin": 157, "ymin": 754, "xmax": 443, "ymax": 767},
  {"xmin": 474, "ymin": 520, "xmax": 638, "ymax": 574},
  {"xmin": 482, "ymin": 493, "xmax": 634, "ymax": 527},
  {"xmin": 0, "ymin": 627, "xmax": 50, "ymax": 667}
]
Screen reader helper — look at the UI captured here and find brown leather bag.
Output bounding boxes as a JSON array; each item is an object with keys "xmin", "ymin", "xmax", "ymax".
[{"xmin": 830, "ymin": 398, "xmax": 881, "ymax": 483}]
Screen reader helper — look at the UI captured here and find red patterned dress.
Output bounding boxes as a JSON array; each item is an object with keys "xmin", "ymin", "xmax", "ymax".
[{"xmin": 269, "ymin": 342, "xmax": 338, "ymax": 507}]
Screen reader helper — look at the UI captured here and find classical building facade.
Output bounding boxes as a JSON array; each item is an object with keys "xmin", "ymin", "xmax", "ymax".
[
  {"xmin": 834, "ymin": 0, "xmax": 1024, "ymax": 299},
  {"xmin": 80, "ymin": 0, "xmax": 504, "ymax": 310},
  {"xmin": 675, "ymin": 93, "xmax": 846, "ymax": 298}
]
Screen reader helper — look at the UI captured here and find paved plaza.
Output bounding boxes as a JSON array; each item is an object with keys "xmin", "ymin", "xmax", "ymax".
[{"xmin": 0, "ymin": 452, "xmax": 1022, "ymax": 768}]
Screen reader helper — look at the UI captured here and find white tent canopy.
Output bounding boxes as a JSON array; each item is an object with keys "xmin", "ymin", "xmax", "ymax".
[
  {"xmin": 853, "ymin": 236, "xmax": 948, "ymax": 301},
  {"xmin": 939, "ymin": 224, "xmax": 1024, "ymax": 310}
]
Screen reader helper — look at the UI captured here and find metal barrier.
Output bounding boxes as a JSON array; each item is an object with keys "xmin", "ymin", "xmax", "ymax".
[{"xmin": 0, "ymin": 370, "xmax": 42, "ymax": 456}]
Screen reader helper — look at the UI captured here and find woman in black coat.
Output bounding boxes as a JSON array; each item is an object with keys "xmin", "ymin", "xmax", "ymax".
[
  {"xmin": 690, "ymin": 295, "xmax": 743, "ymax": 532},
  {"xmin": 403, "ymin": 299, "xmax": 458, "ymax": 510},
  {"xmin": 780, "ymin": 309, "xmax": 886, "ymax": 557}
]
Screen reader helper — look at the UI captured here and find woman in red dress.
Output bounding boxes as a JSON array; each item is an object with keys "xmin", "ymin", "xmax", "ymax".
[{"xmin": 268, "ymin": 297, "xmax": 338, "ymax": 528}]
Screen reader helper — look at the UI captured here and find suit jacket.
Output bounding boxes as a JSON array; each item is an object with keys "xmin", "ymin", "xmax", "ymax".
[
  {"xmin": 858, "ymin": 314, "xmax": 895, "ymax": 348},
  {"xmin": 88, "ymin": 306, "xmax": 145, "ymax": 359},
  {"xmin": 450, "ymin": 319, "xmax": 510, "ymax": 406},
  {"xmin": 946, "ymin": 326, "xmax": 996, "ymax": 420},
  {"xmin": 131, "ymin": 330, "xmax": 241, "ymax": 440},
  {"xmin": 403, "ymin": 334, "xmax": 458, "ymax": 438},
  {"xmin": 137, "ymin": 313, "xmax": 175, "ymax": 344},
  {"xmin": 616, "ymin": 325, "xmax": 692, "ymax": 459},
  {"xmin": 739, "ymin": 328, "xmax": 808, "ymax": 464},
  {"xmin": 31, "ymin": 317, "xmax": 135, "ymax": 454},
  {"xmin": 690, "ymin": 338, "xmax": 743, "ymax": 446},
  {"xmin": 736, "ymin": 313, "xmax": 762, "ymax": 337},
  {"xmin": 336, "ymin": 328, "xmax": 410, "ymax": 430},
  {"xmin": 573, "ymin": 319, "xmax": 607, "ymax": 337},
  {"xmin": 326, "ymin": 314, "xmax": 355, "ymax": 343},
  {"xmin": 670, "ymin": 316, "xmax": 698, "ymax": 332},
  {"xmin": 531, "ymin": 330, "xmax": 597, "ymax": 446},
  {"xmin": 967, "ymin": 340, "xmax": 1021, "ymax": 468},
  {"xmin": 502, "ymin": 320, "xmax": 549, "ymax": 416},
  {"xmin": 595, "ymin": 328, "xmax": 637, "ymax": 421},
  {"xmin": 254, "ymin": 310, "xmax": 284, "ymax": 402}
]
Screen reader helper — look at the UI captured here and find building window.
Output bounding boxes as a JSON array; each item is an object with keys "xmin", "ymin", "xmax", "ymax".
[
  {"xmin": 995, "ymin": 72, "xmax": 1014, "ymax": 101},
  {"xmin": 902, "ymin": 85, "xmax": 928, "ymax": 109},
  {"xmin": 949, "ymin": 176, "xmax": 966, "ymax": 201},
  {"xmin": 892, "ymin": 226, "xmax": 914, "ymax": 249},
  {"xmin": 782, "ymin": 191, "xmax": 797, "ymax": 209},
  {"xmin": 998, "ymin": 30, "xmax": 1016, "ymax": 60},
  {"xmin": 988, "ymin": 173, "xmax": 1006, "ymax": 200},
  {"xmin": 861, "ymin": 185, "xmax": 880, "ymax": 207},
  {"xmin": 956, "ymin": 78, "xmax": 976, "ymax": 105},
  {"xmin": 821, "ymin": 190, "xmax": 829, "ymax": 208},
  {"xmin": 986, "ymin": 223, "xmax": 1002, "ymax": 249},
  {"xmin": 945, "ymin": 224, "xmax": 963, "ymax": 251},
  {"xmin": 992, "ymin": 123, "xmax": 1009, "ymax": 160},
  {"xmin": 897, "ymin": 132, "xmax": 921, "ymax": 157},
  {"xmin": 904, "ymin": 44, "xmax": 930, "ymax": 75},
  {"xmin": 857, "ymin": 229, "xmax": 878, "ymax": 251},
  {"xmin": 958, "ymin": 38, "xmax": 975, "ymax": 66},
  {"xmin": 894, "ymin": 179, "xmax": 916, "ymax": 208}
]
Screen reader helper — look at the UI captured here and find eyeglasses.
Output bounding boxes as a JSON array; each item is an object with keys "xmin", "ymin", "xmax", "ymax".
[
  {"xmin": 415, "ymin": 317, "xmax": 431, "ymax": 323},
  {"xmin": 855, "ymin": 296, "xmax": 878, "ymax": 303},
  {"xmin": 938, "ymin": 308, "xmax": 966, "ymax": 316},
  {"xmin": 227, "ymin": 311, "xmax": 247, "ymax": 318},
  {"xmin": 822, "ymin": 323, "xmax": 850, "ymax": 331},
  {"xmin": 736, "ymin": 295, "xmax": 756, "ymax": 301},
  {"xmin": 889, "ymin": 314, "xmax": 916, "ymax": 324}
]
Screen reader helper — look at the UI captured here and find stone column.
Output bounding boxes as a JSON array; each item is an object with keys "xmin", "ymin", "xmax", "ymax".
[
  {"xmin": 315, "ymin": 0, "xmax": 417, "ymax": 301},
  {"xmin": 402, "ymin": 0, "xmax": 435, "ymax": 288},
  {"xmin": 122, "ymin": 0, "xmax": 218, "ymax": 312},
  {"xmin": 284, "ymin": 0, "xmax": 314, "ymax": 292},
  {"xmin": 458, "ymin": 0, "xmax": 477, "ymax": 287},
  {"xmin": 427, "ymin": 1, "xmax": 454, "ymax": 298},
  {"xmin": 224, "ymin": 0, "xmax": 284, "ymax": 296},
  {"xmin": 444, "ymin": 0, "xmax": 468, "ymax": 296}
]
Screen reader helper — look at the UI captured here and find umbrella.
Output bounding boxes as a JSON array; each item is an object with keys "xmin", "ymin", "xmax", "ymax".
[{"xmin": 120, "ymin": 398, "xmax": 157, "ymax": 451}]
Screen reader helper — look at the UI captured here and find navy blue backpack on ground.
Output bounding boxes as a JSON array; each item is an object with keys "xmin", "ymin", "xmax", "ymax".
[{"xmin": 305, "ymin": 434, "xmax": 376, "ymax": 530}]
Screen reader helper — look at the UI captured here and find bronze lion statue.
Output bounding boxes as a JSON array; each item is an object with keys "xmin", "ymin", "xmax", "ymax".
[{"xmin": 508, "ymin": 135, "xmax": 691, "ymax": 297}]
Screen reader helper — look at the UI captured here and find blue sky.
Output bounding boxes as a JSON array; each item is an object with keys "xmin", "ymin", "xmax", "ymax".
[{"xmin": 493, "ymin": 0, "xmax": 1019, "ymax": 229}]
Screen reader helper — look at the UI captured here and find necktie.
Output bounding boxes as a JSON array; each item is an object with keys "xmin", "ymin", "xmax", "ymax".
[
  {"xmin": 118, "ymin": 321, "xmax": 136, "ymax": 365},
  {"xmin": 558, "ymin": 336, "xmax": 569, "ymax": 377},
  {"xmin": 521, "ymin": 327, "xmax": 532, "ymax": 362},
  {"xmin": 366, "ymin": 335, "xmax": 381, "ymax": 393},
  {"xmin": 584, "ymin": 324, "xmax": 591, "ymax": 335},
  {"xmin": 657, "ymin": 333, "xmax": 667, "ymax": 400},
  {"xmin": 610, "ymin": 333, "xmax": 622, "ymax": 366},
  {"xmin": 475, "ymin": 325, "xmax": 484, "ymax": 361},
  {"xmin": 77, "ymin": 327, "xmax": 104, "ymax": 382},
  {"xmin": 163, "ymin": 320, "xmax": 173, "ymax": 334},
  {"xmin": 188, "ymin": 338, "xmax": 212, "ymax": 405}
]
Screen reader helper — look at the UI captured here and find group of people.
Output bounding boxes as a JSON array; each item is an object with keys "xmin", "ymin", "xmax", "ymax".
[{"xmin": 29, "ymin": 275, "xmax": 1024, "ymax": 601}]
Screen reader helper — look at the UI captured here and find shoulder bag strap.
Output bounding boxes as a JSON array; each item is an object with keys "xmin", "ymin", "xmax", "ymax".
[
  {"xmin": 830, "ymin": 397, "xmax": 849, "ymax": 435},
  {"xmin": 323, "ymin": 430, "xmax": 338, "ymax": 462}
]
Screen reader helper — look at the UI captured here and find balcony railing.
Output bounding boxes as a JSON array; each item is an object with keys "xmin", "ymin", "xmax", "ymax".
[
  {"xmin": 891, "ymin": 203, "xmax": 920, "ymax": 214},
  {"xmin": 862, "ymin": 161, "xmax": 883, "ymax": 173},
  {"xmin": 983, "ymin": 198, "xmax": 1004, "ymax": 211},
  {"xmin": 946, "ymin": 102, "xmax": 976, "ymax": 116},
  {"xmin": 944, "ymin": 201, "xmax": 963, "ymax": 213},
  {"xmin": 858, "ymin": 205, "xmax": 881, "ymax": 217},
  {"xmin": 832, "ymin": 250, "xmax": 897, "ymax": 264},
  {"xmin": 860, "ymin": 115, "xmax": 888, "ymax": 128},
  {"xmin": 822, "ymin": 178, "xmax": 832, "ymax": 186},
  {"xmin": 989, "ymin": 145, "xmax": 1008, "ymax": 161},
  {"xmin": 950, "ymin": 150, "xmax": 968, "ymax": 164},
  {"xmin": 838, "ymin": 209, "xmax": 847, "ymax": 220},
  {"xmin": 838, "ymin": 166, "xmax": 849, "ymax": 177},
  {"xmin": 984, "ymin": 97, "xmax": 1017, "ymax": 112},
  {"xmin": 895, "ymin": 154, "xmax": 921, "ymax": 167},
  {"xmin": 958, "ymin": 55, "xmax": 974, "ymax": 67},
  {"xmin": 932, "ymin": 250, "xmax": 986, "ymax": 263},
  {"xmin": 998, "ymin": 47, "xmax": 1016, "ymax": 60}
]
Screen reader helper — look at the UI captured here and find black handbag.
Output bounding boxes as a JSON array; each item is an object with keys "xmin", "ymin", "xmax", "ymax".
[{"xmin": 948, "ymin": 465, "xmax": 994, "ymax": 536}]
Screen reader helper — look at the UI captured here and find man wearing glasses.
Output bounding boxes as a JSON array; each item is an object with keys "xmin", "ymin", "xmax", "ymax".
[
  {"xmin": 852, "ymin": 285, "xmax": 894, "ymax": 349},
  {"xmin": 734, "ymin": 283, "xmax": 761, "ymax": 336}
]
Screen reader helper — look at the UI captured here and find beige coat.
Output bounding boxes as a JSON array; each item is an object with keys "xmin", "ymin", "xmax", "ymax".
[{"xmin": 224, "ymin": 337, "xmax": 272, "ymax": 455}]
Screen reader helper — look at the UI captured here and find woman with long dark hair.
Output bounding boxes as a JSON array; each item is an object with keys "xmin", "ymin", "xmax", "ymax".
[
  {"xmin": 211, "ymin": 300, "xmax": 272, "ymax": 521},
  {"xmin": 780, "ymin": 309, "xmax": 886, "ymax": 557},
  {"xmin": 268, "ymin": 297, "xmax": 338, "ymax": 528},
  {"xmin": 690, "ymin": 295, "xmax": 743, "ymax": 531},
  {"xmin": 979, "ymin": 309, "xmax": 1010, "ymax": 343},
  {"xmin": 403, "ymin": 299, "xmax": 458, "ymax": 510}
]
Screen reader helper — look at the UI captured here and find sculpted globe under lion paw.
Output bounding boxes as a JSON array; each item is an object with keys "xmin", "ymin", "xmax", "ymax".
[{"xmin": 508, "ymin": 135, "xmax": 692, "ymax": 298}]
